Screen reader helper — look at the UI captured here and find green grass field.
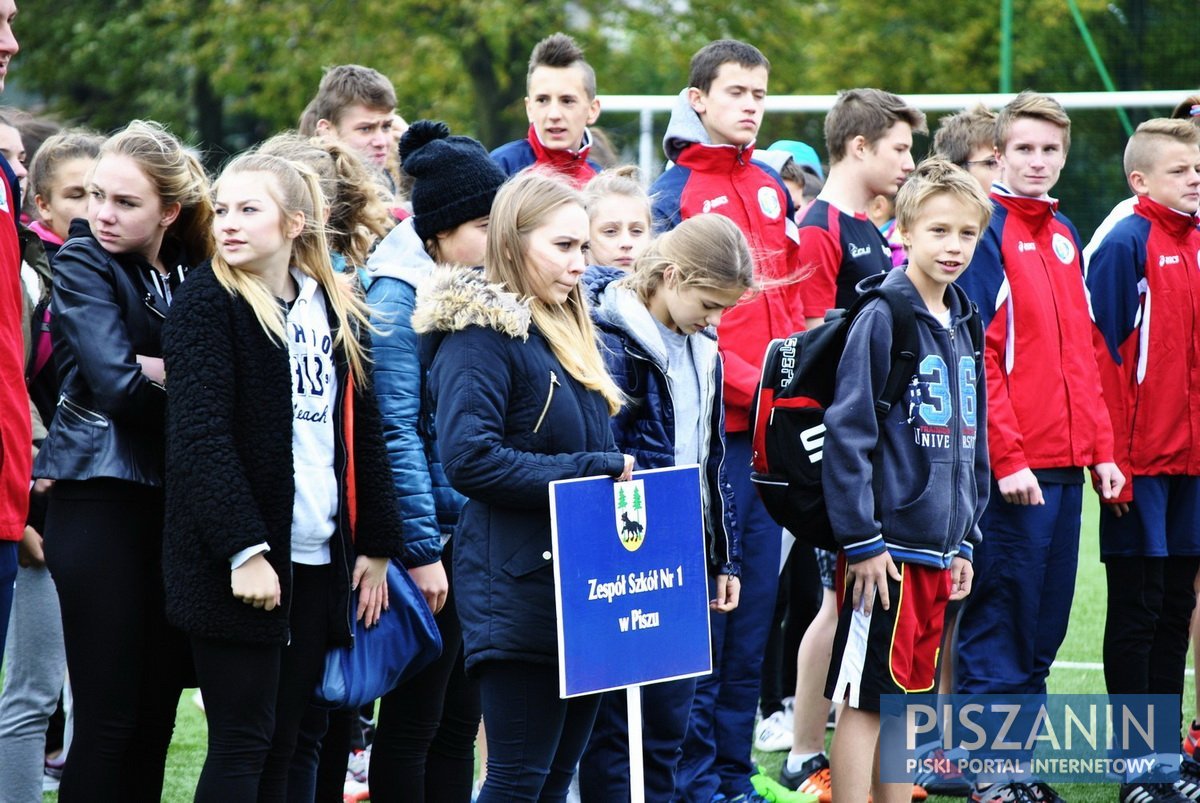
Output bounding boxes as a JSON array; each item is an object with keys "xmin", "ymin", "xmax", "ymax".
[{"xmin": 40, "ymin": 494, "xmax": 1184, "ymax": 801}]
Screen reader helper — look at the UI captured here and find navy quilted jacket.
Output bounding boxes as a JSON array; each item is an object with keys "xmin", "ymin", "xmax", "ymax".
[{"xmin": 414, "ymin": 267, "xmax": 625, "ymax": 671}]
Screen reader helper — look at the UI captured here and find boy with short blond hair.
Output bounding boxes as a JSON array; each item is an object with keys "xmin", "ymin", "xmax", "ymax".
[
  {"xmin": 824, "ymin": 157, "xmax": 991, "ymax": 803},
  {"xmin": 1084, "ymin": 94, "xmax": 1200, "ymax": 266},
  {"xmin": 774, "ymin": 88, "xmax": 926, "ymax": 802},
  {"xmin": 1087, "ymin": 118, "xmax": 1200, "ymax": 803},
  {"xmin": 933, "ymin": 103, "xmax": 1001, "ymax": 192},
  {"xmin": 490, "ymin": 32, "xmax": 602, "ymax": 187},
  {"xmin": 954, "ymin": 89, "xmax": 1123, "ymax": 803},
  {"xmin": 796, "ymin": 88, "xmax": 927, "ymax": 329}
]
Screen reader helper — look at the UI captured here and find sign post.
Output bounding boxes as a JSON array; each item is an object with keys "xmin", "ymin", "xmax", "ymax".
[{"xmin": 550, "ymin": 465, "xmax": 713, "ymax": 803}]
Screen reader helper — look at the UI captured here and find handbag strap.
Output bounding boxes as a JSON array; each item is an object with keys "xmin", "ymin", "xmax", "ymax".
[{"xmin": 343, "ymin": 369, "xmax": 357, "ymax": 541}]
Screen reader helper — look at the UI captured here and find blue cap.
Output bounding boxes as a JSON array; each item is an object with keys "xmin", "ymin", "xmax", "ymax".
[{"xmin": 767, "ymin": 140, "xmax": 824, "ymax": 181}]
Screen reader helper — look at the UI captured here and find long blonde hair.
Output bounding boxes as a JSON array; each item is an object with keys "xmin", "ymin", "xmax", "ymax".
[
  {"xmin": 209, "ymin": 152, "xmax": 373, "ymax": 382},
  {"xmin": 486, "ymin": 170, "xmax": 622, "ymax": 414}
]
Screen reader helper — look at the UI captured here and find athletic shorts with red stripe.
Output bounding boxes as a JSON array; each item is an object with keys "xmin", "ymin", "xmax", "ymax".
[{"xmin": 824, "ymin": 551, "xmax": 951, "ymax": 712}]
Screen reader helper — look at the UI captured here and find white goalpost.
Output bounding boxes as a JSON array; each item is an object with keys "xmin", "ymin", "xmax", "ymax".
[{"xmin": 599, "ymin": 89, "xmax": 1196, "ymax": 183}]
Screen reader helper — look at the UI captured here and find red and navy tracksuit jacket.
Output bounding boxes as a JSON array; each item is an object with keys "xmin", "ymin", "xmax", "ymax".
[
  {"xmin": 795, "ymin": 199, "xmax": 893, "ymax": 320},
  {"xmin": 1087, "ymin": 195, "xmax": 1200, "ymax": 502},
  {"xmin": 956, "ymin": 187, "xmax": 1115, "ymax": 479},
  {"xmin": 0, "ymin": 154, "xmax": 29, "ymax": 540},
  {"xmin": 650, "ymin": 141, "xmax": 803, "ymax": 432},
  {"xmin": 489, "ymin": 124, "xmax": 600, "ymax": 188}
]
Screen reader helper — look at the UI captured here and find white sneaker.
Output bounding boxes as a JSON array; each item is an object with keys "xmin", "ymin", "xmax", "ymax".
[
  {"xmin": 343, "ymin": 778, "xmax": 370, "ymax": 802},
  {"xmin": 345, "ymin": 747, "xmax": 370, "ymax": 784},
  {"xmin": 754, "ymin": 701, "xmax": 794, "ymax": 752}
]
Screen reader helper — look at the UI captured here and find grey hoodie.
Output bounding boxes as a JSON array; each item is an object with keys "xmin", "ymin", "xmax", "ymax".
[
  {"xmin": 662, "ymin": 88, "xmax": 715, "ymax": 164},
  {"xmin": 365, "ymin": 217, "xmax": 434, "ymax": 289}
]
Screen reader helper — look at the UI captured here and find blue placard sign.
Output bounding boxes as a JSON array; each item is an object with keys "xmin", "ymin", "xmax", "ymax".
[{"xmin": 550, "ymin": 465, "xmax": 712, "ymax": 698}]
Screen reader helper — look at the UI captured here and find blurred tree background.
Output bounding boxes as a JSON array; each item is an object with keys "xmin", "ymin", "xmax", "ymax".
[{"xmin": 8, "ymin": 0, "xmax": 1198, "ymax": 236}]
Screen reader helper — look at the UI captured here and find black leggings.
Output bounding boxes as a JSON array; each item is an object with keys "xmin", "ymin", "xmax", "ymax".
[
  {"xmin": 191, "ymin": 562, "xmax": 333, "ymax": 802},
  {"xmin": 760, "ymin": 543, "xmax": 821, "ymax": 715},
  {"xmin": 44, "ymin": 479, "xmax": 192, "ymax": 803},
  {"xmin": 371, "ymin": 544, "xmax": 481, "ymax": 802},
  {"xmin": 1103, "ymin": 555, "xmax": 1200, "ymax": 696}
]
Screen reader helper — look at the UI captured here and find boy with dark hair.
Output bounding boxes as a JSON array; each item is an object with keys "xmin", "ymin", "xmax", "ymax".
[
  {"xmin": 1087, "ymin": 118, "xmax": 1200, "ymax": 803},
  {"xmin": 824, "ymin": 157, "xmax": 990, "ymax": 803},
  {"xmin": 933, "ymin": 103, "xmax": 1002, "ymax": 192},
  {"xmin": 650, "ymin": 37, "xmax": 805, "ymax": 803},
  {"xmin": 954, "ymin": 90, "xmax": 1123, "ymax": 803},
  {"xmin": 312, "ymin": 64, "xmax": 397, "ymax": 173},
  {"xmin": 490, "ymin": 32, "xmax": 601, "ymax": 187},
  {"xmin": 796, "ymin": 88, "xmax": 927, "ymax": 329}
]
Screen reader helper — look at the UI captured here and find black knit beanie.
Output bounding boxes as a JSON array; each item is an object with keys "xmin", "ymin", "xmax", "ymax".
[{"xmin": 400, "ymin": 120, "xmax": 508, "ymax": 243}]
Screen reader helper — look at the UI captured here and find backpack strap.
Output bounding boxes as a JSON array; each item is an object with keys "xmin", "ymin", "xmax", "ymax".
[{"xmin": 860, "ymin": 286, "xmax": 920, "ymax": 420}]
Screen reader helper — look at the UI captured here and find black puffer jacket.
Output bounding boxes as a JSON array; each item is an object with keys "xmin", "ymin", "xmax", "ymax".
[
  {"xmin": 414, "ymin": 267, "xmax": 625, "ymax": 672},
  {"xmin": 162, "ymin": 263, "xmax": 406, "ymax": 646},
  {"xmin": 33, "ymin": 220, "xmax": 186, "ymax": 485}
]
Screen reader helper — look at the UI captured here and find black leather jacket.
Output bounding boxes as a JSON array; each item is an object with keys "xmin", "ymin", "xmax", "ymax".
[{"xmin": 33, "ymin": 220, "xmax": 189, "ymax": 486}]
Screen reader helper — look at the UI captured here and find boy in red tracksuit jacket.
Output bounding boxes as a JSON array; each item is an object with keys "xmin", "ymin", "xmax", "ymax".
[
  {"xmin": 0, "ymin": 2, "xmax": 29, "ymax": 671},
  {"xmin": 649, "ymin": 38, "xmax": 804, "ymax": 802},
  {"xmin": 490, "ymin": 32, "xmax": 602, "ymax": 188},
  {"xmin": 1087, "ymin": 118, "xmax": 1200, "ymax": 803},
  {"xmin": 954, "ymin": 90, "xmax": 1123, "ymax": 803}
]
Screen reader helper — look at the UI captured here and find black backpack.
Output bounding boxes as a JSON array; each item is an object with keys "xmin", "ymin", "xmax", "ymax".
[{"xmin": 749, "ymin": 284, "xmax": 982, "ymax": 551}]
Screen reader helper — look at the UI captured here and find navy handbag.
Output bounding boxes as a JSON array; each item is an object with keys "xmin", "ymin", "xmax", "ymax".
[
  {"xmin": 315, "ymin": 370, "xmax": 443, "ymax": 709},
  {"xmin": 316, "ymin": 560, "xmax": 442, "ymax": 708}
]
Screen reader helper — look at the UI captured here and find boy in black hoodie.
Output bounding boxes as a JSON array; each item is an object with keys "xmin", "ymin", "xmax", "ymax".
[{"xmin": 823, "ymin": 159, "xmax": 992, "ymax": 803}]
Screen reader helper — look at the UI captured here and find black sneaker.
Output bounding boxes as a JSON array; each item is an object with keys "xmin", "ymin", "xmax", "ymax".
[
  {"xmin": 970, "ymin": 783, "xmax": 1038, "ymax": 803},
  {"xmin": 1121, "ymin": 782, "xmax": 1192, "ymax": 803},
  {"xmin": 778, "ymin": 753, "xmax": 831, "ymax": 802},
  {"xmin": 910, "ymin": 746, "xmax": 970, "ymax": 797},
  {"xmin": 1027, "ymin": 780, "xmax": 1066, "ymax": 803},
  {"xmin": 1177, "ymin": 758, "xmax": 1200, "ymax": 801}
]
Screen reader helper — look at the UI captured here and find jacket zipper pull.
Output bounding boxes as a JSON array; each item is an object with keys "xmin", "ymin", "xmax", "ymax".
[{"xmin": 533, "ymin": 371, "xmax": 560, "ymax": 434}]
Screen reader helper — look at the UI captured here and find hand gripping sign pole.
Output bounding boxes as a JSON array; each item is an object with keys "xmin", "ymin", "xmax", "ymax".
[{"xmin": 550, "ymin": 465, "xmax": 713, "ymax": 803}]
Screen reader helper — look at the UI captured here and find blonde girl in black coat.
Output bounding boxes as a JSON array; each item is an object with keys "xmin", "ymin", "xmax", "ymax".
[{"xmin": 162, "ymin": 152, "xmax": 404, "ymax": 801}]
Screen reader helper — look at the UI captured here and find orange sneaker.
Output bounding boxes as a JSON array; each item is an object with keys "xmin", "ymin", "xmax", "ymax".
[{"xmin": 1185, "ymin": 720, "xmax": 1200, "ymax": 757}]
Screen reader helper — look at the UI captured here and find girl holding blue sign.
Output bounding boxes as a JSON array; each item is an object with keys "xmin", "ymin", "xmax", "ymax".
[
  {"xmin": 415, "ymin": 169, "xmax": 634, "ymax": 802},
  {"xmin": 579, "ymin": 213, "xmax": 751, "ymax": 801}
]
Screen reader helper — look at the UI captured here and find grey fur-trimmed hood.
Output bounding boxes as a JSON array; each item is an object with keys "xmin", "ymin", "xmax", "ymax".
[{"xmin": 411, "ymin": 265, "xmax": 531, "ymax": 340}]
